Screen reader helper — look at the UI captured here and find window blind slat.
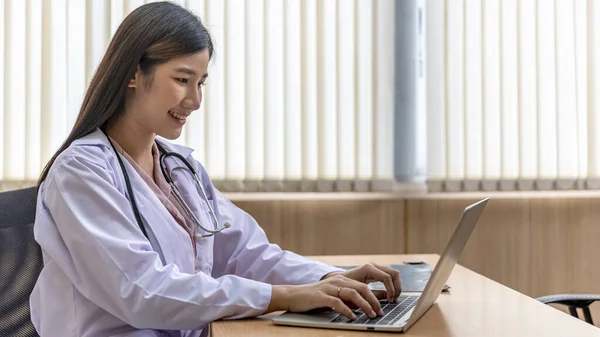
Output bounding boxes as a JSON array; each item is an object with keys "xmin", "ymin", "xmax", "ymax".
[
  {"xmin": 67, "ymin": 0, "xmax": 86, "ymax": 130},
  {"xmin": 518, "ymin": 0, "xmax": 538, "ymax": 182},
  {"xmin": 184, "ymin": 0, "xmax": 208, "ymax": 164},
  {"xmin": 374, "ymin": 0, "xmax": 394, "ymax": 182},
  {"xmin": 284, "ymin": 0, "xmax": 302, "ymax": 181},
  {"xmin": 482, "ymin": 0, "xmax": 501, "ymax": 182},
  {"xmin": 317, "ymin": 0, "xmax": 337, "ymax": 182},
  {"xmin": 574, "ymin": 0, "xmax": 588, "ymax": 182},
  {"xmin": 243, "ymin": 0, "xmax": 264, "ymax": 181},
  {"xmin": 264, "ymin": 0, "xmax": 284, "ymax": 181},
  {"xmin": 464, "ymin": 0, "xmax": 483, "ymax": 184},
  {"xmin": 337, "ymin": 1, "xmax": 355, "ymax": 183},
  {"xmin": 4, "ymin": 1, "xmax": 27, "ymax": 180},
  {"xmin": 41, "ymin": 0, "xmax": 68, "ymax": 168},
  {"xmin": 445, "ymin": 0, "xmax": 465, "ymax": 182},
  {"xmin": 555, "ymin": 0, "xmax": 579, "ymax": 183},
  {"xmin": 426, "ymin": 0, "xmax": 446, "ymax": 183},
  {"xmin": 86, "ymin": 0, "xmax": 109, "ymax": 85},
  {"xmin": 224, "ymin": 0, "xmax": 245, "ymax": 180},
  {"xmin": 26, "ymin": 0, "xmax": 42, "ymax": 180},
  {"xmin": 301, "ymin": 0, "xmax": 318, "ymax": 183},
  {"xmin": 204, "ymin": 0, "xmax": 226, "ymax": 180},
  {"xmin": 357, "ymin": 0, "xmax": 374, "ymax": 181},
  {"xmin": 500, "ymin": 0, "xmax": 519, "ymax": 183},
  {"xmin": 589, "ymin": 0, "xmax": 600, "ymax": 179},
  {"xmin": 536, "ymin": 0, "xmax": 558, "ymax": 184}
]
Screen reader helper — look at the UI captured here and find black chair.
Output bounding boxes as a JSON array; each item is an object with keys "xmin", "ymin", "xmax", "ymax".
[
  {"xmin": 536, "ymin": 294, "xmax": 600, "ymax": 325},
  {"xmin": 0, "ymin": 187, "xmax": 42, "ymax": 337}
]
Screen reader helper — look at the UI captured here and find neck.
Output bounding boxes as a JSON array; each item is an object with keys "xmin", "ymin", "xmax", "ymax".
[{"xmin": 105, "ymin": 116, "xmax": 154, "ymax": 164}]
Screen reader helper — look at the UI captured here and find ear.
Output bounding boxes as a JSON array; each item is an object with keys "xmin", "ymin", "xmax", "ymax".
[{"xmin": 128, "ymin": 66, "xmax": 142, "ymax": 88}]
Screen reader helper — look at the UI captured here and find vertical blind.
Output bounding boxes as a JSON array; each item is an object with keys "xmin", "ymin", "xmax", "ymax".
[
  {"xmin": 0, "ymin": 0, "xmax": 396, "ymax": 192},
  {"xmin": 427, "ymin": 0, "xmax": 599, "ymax": 191}
]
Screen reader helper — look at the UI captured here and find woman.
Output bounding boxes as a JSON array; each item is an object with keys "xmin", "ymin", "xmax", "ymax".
[{"xmin": 31, "ymin": 2, "xmax": 401, "ymax": 336}]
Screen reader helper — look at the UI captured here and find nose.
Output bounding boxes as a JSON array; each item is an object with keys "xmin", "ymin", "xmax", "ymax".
[{"xmin": 182, "ymin": 87, "xmax": 202, "ymax": 111}]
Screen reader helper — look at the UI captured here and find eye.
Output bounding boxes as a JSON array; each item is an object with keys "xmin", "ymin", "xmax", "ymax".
[
  {"xmin": 176, "ymin": 78, "xmax": 189, "ymax": 84},
  {"xmin": 198, "ymin": 82, "xmax": 206, "ymax": 88}
]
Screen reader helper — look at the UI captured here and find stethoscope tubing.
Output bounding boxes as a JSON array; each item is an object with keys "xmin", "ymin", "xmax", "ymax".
[{"xmin": 103, "ymin": 129, "xmax": 228, "ymax": 240}]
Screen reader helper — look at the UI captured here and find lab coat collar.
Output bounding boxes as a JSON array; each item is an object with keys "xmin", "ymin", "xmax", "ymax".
[{"xmin": 77, "ymin": 128, "xmax": 195, "ymax": 159}]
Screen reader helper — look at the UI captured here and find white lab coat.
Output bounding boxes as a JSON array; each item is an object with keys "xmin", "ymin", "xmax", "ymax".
[{"xmin": 30, "ymin": 129, "xmax": 342, "ymax": 337}]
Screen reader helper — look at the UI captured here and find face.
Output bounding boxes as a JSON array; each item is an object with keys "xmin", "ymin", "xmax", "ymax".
[{"xmin": 126, "ymin": 49, "xmax": 210, "ymax": 140}]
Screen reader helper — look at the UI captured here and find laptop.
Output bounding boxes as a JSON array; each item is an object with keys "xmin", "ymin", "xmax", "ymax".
[{"xmin": 272, "ymin": 198, "xmax": 489, "ymax": 333}]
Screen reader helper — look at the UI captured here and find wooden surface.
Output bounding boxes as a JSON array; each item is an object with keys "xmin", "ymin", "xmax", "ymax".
[{"xmin": 210, "ymin": 254, "xmax": 600, "ymax": 337}]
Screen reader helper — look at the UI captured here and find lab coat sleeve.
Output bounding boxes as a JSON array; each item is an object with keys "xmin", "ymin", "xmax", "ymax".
[
  {"xmin": 197, "ymin": 163, "xmax": 345, "ymax": 285},
  {"xmin": 39, "ymin": 146, "xmax": 273, "ymax": 330}
]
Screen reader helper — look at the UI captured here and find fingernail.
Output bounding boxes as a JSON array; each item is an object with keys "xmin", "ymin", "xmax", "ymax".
[
  {"xmin": 370, "ymin": 310, "xmax": 377, "ymax": 318},
  {"xmin": 351, "ymin": 314, "xmax": 357, "ymax": 320},
  {"xmin": 378, "ymin": 309, "xmax": 384, "ymax": 316}
]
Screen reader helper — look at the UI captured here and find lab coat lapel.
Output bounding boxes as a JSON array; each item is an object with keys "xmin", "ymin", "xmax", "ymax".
[
  {"xmin": 78, "ymin": 130, "xmax": 196, "ymax": 272},
  {"xmin": 121, "ymin": 158, "xmax": 195, "ymax": 273}
]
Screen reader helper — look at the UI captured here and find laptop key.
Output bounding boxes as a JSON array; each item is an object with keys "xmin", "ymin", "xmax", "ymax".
[
  {"xmin": 363, "ymin": 316, "xmax": 385, "ymax": 325},
  {"xmin": 330, "ymin": 315, "xmax": 353, "ymax": 324},
  {"xmin": 351, "ymin": 314, "xmax": 371, "ymax": 324}
]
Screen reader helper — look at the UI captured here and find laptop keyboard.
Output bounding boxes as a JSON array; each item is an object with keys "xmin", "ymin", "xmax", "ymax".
[{"xmin": 329, "ymin": 294, "xmax": 419, "ymax": 326}]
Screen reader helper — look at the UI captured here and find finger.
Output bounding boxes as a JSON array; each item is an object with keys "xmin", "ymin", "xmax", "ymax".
[
  {"xmin": 371, "ymin": 290, "xmax": 388, "ymax": 300},
  {"xmin": 375, "ymin": 264, "xmax": 402, "ymax": 299},
  {"xmin": 373, "ymin": 263, "xmax": 402, "ymax": 301},
  {"xmin": 326, "ymin": 296, "xmax": 356, "ymax": 320},
  {"xmin": 339, "ymin": 287, "xmax": 379, "ymax": 318},
  {"xmin": 348, "ymin": 283, "xmax": 383, "ymax": 316},
  {"xmin": 367, "ymin": 265, "xmax": 396, "ymax": 302},
  {"xmin": 345, "ymin": 301, "xmax": 359, "ymax": 310}
]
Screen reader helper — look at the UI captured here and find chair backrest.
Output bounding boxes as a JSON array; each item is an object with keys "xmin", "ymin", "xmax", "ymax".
[{"xmin": 0, "ymin": 187, "xmax": 41, "ymax": 337}]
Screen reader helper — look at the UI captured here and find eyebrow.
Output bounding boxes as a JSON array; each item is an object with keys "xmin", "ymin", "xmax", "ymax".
[{"xmin": 174, "ymin": 67, "xmax": 209, "ymax": 78}]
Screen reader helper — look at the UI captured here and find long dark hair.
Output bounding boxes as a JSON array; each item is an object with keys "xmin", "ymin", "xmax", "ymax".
[{"xmin": 37, "ymin": 1, "xmax": 214, "ymax": 190}]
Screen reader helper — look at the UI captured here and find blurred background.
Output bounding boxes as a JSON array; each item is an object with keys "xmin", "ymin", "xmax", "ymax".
[{"xmin": 1, "ymin": 0, "xmax": 600, "ymax": 325}]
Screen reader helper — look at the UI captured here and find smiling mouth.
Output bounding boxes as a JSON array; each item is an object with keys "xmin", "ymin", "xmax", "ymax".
[{"xmin": 168, "ymin": 110, "xmax": 188, "ymax": 120}]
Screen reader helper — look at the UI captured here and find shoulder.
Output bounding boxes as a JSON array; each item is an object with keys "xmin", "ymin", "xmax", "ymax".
[
  {"xmin": 46, "ymin": 129, "xmax": 119, "ymax": 188},
  {"xmin": 39, "ymin": 129, "xmax": 124, "ymax": 211},
  {"xmin": 55, "ymin": 129, "xmax": 114, "ymax": 166}
]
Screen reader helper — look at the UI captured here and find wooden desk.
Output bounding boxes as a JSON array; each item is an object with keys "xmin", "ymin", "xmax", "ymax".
[{"xmin": 210, "ymin": 254, "xmax": 600, "ymax": 337}]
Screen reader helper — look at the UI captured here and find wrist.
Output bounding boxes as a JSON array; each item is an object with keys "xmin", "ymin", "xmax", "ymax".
[{"xmin": 266, "ymin": 285, "xmax": 292, "ymax": 313}]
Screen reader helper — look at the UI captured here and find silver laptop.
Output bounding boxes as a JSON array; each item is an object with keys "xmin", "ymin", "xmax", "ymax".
[{"xmin": 272, "ymin": 198, "xmax": 489, "ymax": 333}]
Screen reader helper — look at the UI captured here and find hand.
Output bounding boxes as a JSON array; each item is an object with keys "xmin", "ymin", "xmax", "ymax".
[
  {"xmin": 266, "ymin": 274, "xmax": 385, "ymax": 320},
  {"xmin": 322, "ymin": 263, "xmax": 402, "ymax": 303}
]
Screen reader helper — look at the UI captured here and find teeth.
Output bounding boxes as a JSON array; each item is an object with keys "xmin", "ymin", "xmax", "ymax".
[{"xmin": 169, "ymin": 110, "xmax": 187, "ymax": 120}]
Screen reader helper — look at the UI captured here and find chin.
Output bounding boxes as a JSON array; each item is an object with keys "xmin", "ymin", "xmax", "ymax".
[{"xmin": 157, "ymin": 130, "xmax": 183, "ymax": 141}]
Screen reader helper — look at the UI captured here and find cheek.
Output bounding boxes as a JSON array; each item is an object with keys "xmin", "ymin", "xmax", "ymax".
[{"xmin": 160, "ymin": 84, "xmax": 188, "ymax": 107}]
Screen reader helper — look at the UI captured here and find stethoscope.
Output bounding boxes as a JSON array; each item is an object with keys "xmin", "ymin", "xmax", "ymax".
[{"xmin": 103, "ymin": 130, "xmax": 230, "ymax": 240}]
